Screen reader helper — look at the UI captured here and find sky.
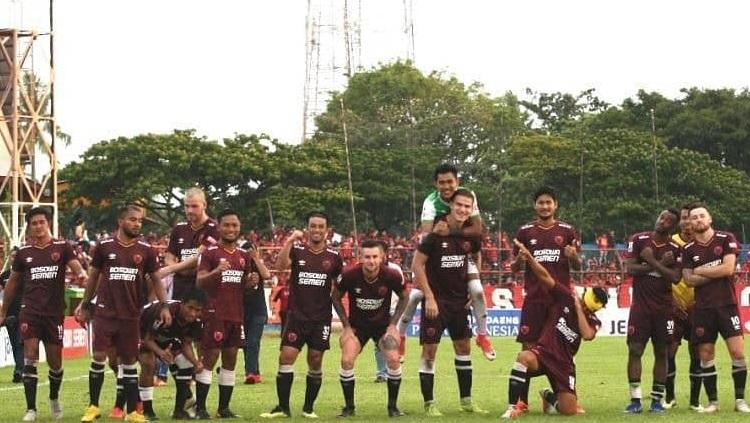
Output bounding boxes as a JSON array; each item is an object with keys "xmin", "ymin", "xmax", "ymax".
[{"xmin": 2, "ymin": 0, "xmax": 749, "ymax": 165}]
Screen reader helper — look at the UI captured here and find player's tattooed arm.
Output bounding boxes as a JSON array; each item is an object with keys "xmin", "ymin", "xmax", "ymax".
[
  {"xmin": 276, "ymin": 230, "xmax": 304, "ymax": 271},
  {"xmin": 693, "ymin": 253, "xmax": 736, "ymax": 279},
  {"xmin": 573, "ymin": 295, "xmax": 597, "ymax": 341},
  {"xmin": 0, "ymin": 271, "xmax": 22, "ymax": 325},
  {"xmin": 682, "ymin": 268, "xmax": 711, "ymax": 287},
  {"xmin": 413, "ymin": 250, "xmax": 439, "ymax": 319},
  {"xmin": 514, "ymin": 239, "xmax": 555, "ymax": 289},
  {"xmin": 623, "ymin": 256, "xmax": 653, "ymax": 276}
]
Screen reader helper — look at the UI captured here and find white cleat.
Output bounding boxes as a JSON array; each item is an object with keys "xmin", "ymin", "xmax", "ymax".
[
  {"xmin": 662, "ymin": 399, "xmax": 677, "ymax": 409},
  {"xmin": 689, "ymin": 404, "xmax": 704, "ymax": 412},
  {"xmin": 22, "ymin": 409, "xmax": 37, "ymax": 422},
  {"xmin": 49, "ymin": 399, "xmax": 64, "ymax": 420},
  {"xmin": 735, "ymin": 399, "xmax": 750, "ymax": 413},
  {"xmin": 699, "ymin": 401, "xmax": 719, "ymax": 413}
]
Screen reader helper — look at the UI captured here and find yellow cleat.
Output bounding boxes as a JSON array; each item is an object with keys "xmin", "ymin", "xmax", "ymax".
[
  {"xmin": 124, "ymin": 411, "xmax": 147, "ymax": 422},
  {"xmin": 80, "ymin": 405, "xmax": 101, "ymax": 422}
]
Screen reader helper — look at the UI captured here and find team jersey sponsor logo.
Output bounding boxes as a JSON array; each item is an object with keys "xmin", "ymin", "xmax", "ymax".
[
  {"xmin": 533, "ymin": 248, "xmax": 561, "ymax": 263},
  {"xmin": 440, "ymin": 254, "xmax": 466, "ymax": 268},
  {"xmin": 355, "ymin": 297, "xmax": 385, "ymax": 311},
  {"xmin": 298, "ymin": 272, "xmax": 327, "ymax": 286},
  {"xmin": 30, "ymin": 265, "xmax": 60, "ymax": 280},
  {"xmin": 180, "ymin": 247, "xmax": 199, "ymax": 260},
  {"xmin": 109, "ymin": 267, "xmax": 138, "ymax": 281},
  {"xmin": 556, "ymin": 317, "xmax": 579, "ymax": 343},
  {"xmin": 221, "ymin": 269, "xmax": 244, "ymax": 284}
]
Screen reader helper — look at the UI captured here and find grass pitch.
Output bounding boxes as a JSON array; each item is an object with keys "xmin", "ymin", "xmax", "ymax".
[{"xmin": 0, "ymin": 335, "xmax": 745, "ymax": 422}]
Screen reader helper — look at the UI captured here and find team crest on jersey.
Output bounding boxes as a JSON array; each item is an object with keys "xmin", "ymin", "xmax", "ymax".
[
  {"xmin": 520, "ymin": 325, "xmax": 529, "ymax": 335},
  {"xmin": 628, "ymin": 325, "xmax": 635, "ymax": 335},
  {"xmin": 462, "ymin": 241, "xmax": 472, "ymax": 252},
  {"xmin": 378, "ymin": 286, "xmax": 389, "ymax": 297},
  {"xmin": 213, "ymin": 331, "xmax": 224, "ymax": 342},
  {"xmin": 286, "ymin": 331, "xmax": 298, "ymax": 342},
  {"xmin": 713, "ymin": 246, "xmax": 723, "ymax": 256},
  {"xmin": 554, "ymin": 236, "xmax": 564, "ymax": 246},
  {"xmin": 239, "ymin": 258, "xmax": 246, "ymax": 268},
  {"xmin": 695, "ymin": 326, "xmax": 705, "ymax": 337},
  {"xmin": 51, "ymin": 251, "xmax": 61, "ymax": 262},
  {"xmin": 322, "ymin": 259, "xmax": 332, "ymax": 271},
  {"xmin": 133, "ymin": 254, "xmax": 143, "ymax": 265},
  {"xmin": 20, "ymin": 323, "xmax": 28, "ymax": 334}
]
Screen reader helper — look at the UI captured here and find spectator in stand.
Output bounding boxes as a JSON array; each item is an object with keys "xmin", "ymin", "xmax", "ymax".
[
  {"xmin": 597, "ymin": 232, "xmax": 609, "ymax": 264},
  {"xmin": 270, "ymin": 273, "xmax": 290, "ymax": 331}
]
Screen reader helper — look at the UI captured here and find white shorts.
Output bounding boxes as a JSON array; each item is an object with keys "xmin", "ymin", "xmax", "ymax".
[{"xmin": 467, "ymin": 258, "xmax": 478, "ymax": 275}]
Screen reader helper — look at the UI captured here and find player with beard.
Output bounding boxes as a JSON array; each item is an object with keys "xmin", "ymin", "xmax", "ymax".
[
  {"xmin": 138, "ymin": 288, "xmax": 207, "ymax": 420},
  {"xmin": 664, "ymin": 203, "xmax": 704, "ymax": 410},
  {"xmin": 261, "ymin": 212, "xmax": 343, "ymax": 419},
  {"xmin": 331, "ymin": 239, "xmax": 409, "ymax": 417},
  {"xmin": 412, "ymin": 188, "xmax": 488, "ymax": 416},
  {"xmin": 194, "ymin": 209, "xmax": 261, "ymax": 419},
  {"xmin": 165, "ymin": 187, "xmax": 219, "ymax": 302},
  {"xmin": 682, "ymin": 203, "xmax": 749, "ymax": 413},
  {"xmin": 623, "ymin": 209, "xmax": 681, "ymax": 413},
  {"xmin": 76, "ymin": 205, "xmax": 172, "ymax": 423},
  {"xmin": 511, "ymin": 186, "xmax": 581, "ymax": 408},
  {"xmin": 502, "ymin": 240, "xmax": 605, "ymax": 418},
  {"xmin": 0, "ymin": 207, "xmax": 86, "ymax": 422},
  {"xmin": 396, "ymin": 164, "xmax": 495, "ymax": 361}
]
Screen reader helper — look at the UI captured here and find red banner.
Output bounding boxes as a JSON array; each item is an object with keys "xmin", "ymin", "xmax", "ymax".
[{"xmin": 62, "ymin": 316, "xmax": 88, "ymax": 359}]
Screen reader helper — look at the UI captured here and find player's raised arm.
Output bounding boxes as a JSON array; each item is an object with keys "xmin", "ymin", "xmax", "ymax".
[
  {"xmin": 513, "ymin": 239, "xmax": 555, "ymax": 289},
  {"xmin": 276, "ymin": 230, "xmax": 303, "ymax": 271}
]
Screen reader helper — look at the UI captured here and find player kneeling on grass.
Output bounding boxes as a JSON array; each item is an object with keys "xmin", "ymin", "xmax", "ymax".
[
  {"xmin": 138, "ymin": 288, "xmax": 207, "ymax": 420},
  {"xmin": 502, "ymin": 240, "xmax": 606, "ymax": 418},
  {"xmin": 332, "ymin": 239, "xmax": 410, "ymax": 417}
]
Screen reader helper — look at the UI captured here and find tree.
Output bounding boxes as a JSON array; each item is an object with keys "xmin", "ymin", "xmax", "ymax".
[{"xmin": 521, "ymin": 88, "xmax": 608, "ymax": 133}]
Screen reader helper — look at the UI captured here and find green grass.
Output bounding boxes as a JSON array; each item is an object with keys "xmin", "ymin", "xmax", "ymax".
[{"xmin": 0, "ymin": 335, "xmax": 747, "ymax": 421}]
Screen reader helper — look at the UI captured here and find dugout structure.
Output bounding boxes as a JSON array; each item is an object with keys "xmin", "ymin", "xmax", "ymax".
[{"xmin": 0, "ymin": 28, "xmax": 58, "ymax": 250}]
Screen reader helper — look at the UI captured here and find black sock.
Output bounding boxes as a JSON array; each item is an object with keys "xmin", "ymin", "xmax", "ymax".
[
  {"xmin": 651, "ymin": 382, "xmax": 666, "ymax": 404},
  {"xmin": 122, "ymin": 365, "xmax": 139, "ymax": 413},
  {"xmin": 218, "ymin": 385, "xmax": 234, "ymax": 410},
  {"xmin": 276, "ymin": 370, "xmax": 293, "ymax": 411},
  {"xmin": 49, "ymin": 368, "xmax": 63, "ymax": 401},
  {"xmin": 174, "ymin": 367, "xmax": 193, "ymax": 412},
  {"xmin": 455, "ymin": 356, "xmax": 472, "ymax": 400},
  {"xmin": 303, "ymin": 371, "xmax": 323, "ymax": 413},
  {"xmin": 196, "ymin": 382, "xmax": 210, "ymax": 411},
  {"xmin": 88, "ymin": 362, "xmax": 106, "ymax": 407},
  {"xmin": 701, "ymin": 361, "xmax": 718, "ymax": 402},
  {"xmin": 143, "ymin": 399, "xmax": 154, "ymax": 415},
  {"xmin": 115, "ymin": 377, "xmax": 125, "ymax": 409},
  {"xmin": 339, "ymin": 369, "xmax": 355, "ymax": 409},
  {"xmin": 732, "ymin": 360, "xmax": 747, "ymax": 400},
  {"xmin": 666, "ymin": 357, "xmax": 676, "ymax": 402},
  {"xmin": 508, "ymin": 363, "xmax": 528, "ymax": 405},
  {"xmin": 689, "ymin": 359, "xmax": 702, "ymax": 407},
  {"xmin": 419, "ymin": 372, "xmax": 435, "ymax": 403},
  {"xmin": 387, "ymin": 369, "xmax": 402, "ymax": 409},
  {"xmin": 23, "ymin": 364, "xmax": 38, "ymax": 411}
]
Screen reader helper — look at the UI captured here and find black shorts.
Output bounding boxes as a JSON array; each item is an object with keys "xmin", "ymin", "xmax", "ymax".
[
  {"xmin": 692, "ymin": 305, "xmax": 743, "ymax": 345},
  {"xmin": 281, "ymin": 316, "xmax": 331, "ymax": 351},
  {"xmin": 532, "ymin": 345, "xmax": 577, "ymax": 395},
  {"xmin": 517, "ymin": 301, "xmax": 550, "ymax": 344},
  {"xmin": 352, "ymin": 325, "xmax": 387, "ymax": 348},
  {"xmin": 19, "ymin": 312, "xmax": 64, "ymax": 345},
  {"xmin": 420, "ymin": 308, "xmax": 471, "ymax": 345},
  {"xmin": 627, "ymin": 308, "xmax": 672, "ymax": 346}
]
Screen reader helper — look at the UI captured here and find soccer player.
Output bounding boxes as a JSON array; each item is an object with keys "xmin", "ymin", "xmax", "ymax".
[
  {"xmin": 261, "ymin": 212, "xmax": 343, "ymax": 419},
  {"xmin": 0, "ymin": 207, "xmax": 87, "ymax": 422},
  {"xmin": 681, "ymin": 203, "xmax": 749, "ymax": 413},
  {"xmin": 397, "ymin": 163, "xmax": 495, "ymax": 361},
  {"xmin": 623, "ymin": 209, "xmax": 681, "ymax": 413},
  {"xmin": 195, "ymin": 209, "xmax": 262, "ymax": 419},
  {"xmin": 664, "ymin": 203, "xmax": 703, "ymax": 410},
  {"xmin": 138, "ymin": 288, "xmax": 207, "ymax": 420},
  {"xmin": 165, "ymin": 187, "xmax": 219, "ymax": 301},
  {"xmin": 412, "ymin": 188, "xmax": 488, "ymax": 416},
  {"xmin": 75, "ymin": 205, "xmax": 171, "ymax": 423},
  {"xmin": 502, "ymin": 240, "xmax": 605, "ymax": 418},
  {"xmin": 511, "ymin": 186, "xmax": 581, "ymax": 405},
  {"xmin": 331, "ymin": 239, "xmax": 409, "ymax": 417}
]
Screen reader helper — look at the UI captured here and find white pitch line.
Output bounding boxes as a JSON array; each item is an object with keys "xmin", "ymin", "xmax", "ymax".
[{"xmin": 0, "ymin": 374, "xmax": 88, "ymax": 392}]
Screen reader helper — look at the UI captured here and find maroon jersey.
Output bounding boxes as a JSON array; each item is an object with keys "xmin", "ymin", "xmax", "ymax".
[
  {"xmin": 140, "ymin": 300, "xmax": 202, "ymax": 350},
  {"xmin": 288, "ymin": 245, "xmax": 343, "ymax": 322},
  {"xmin": 12, "ymin": 241, "xmax": 76, "ymax": 316},
  {"xmin": 91, "ymin": 238, "xmax": 159, "ymax": 320},
  {"xmin": 535, "ymin": 283, "xmax": 601, "ymax": 365},
  {"xmin": 418, "ymin": 232, "xmax": 481, "ymax": 314},
  {"xmin": 197, "ymin": 245, "xmax": 256, "ymax": 323},
  {"xmin": 681, "ymin": 231, "xmax": 740, "ymax": 309},
  {"xmin": 168, "ymin": 220, "xmax": 219, "ymax": 299},
  {"xmin": 337, "ymin": 264, "xmax": 404, "ymax": 329},
  {"xmin": 514, "ymin": 220, "xmax": 579, "ymax": 304},
  {"xmin": 626, "ymin": 232, "xmax": 681, "ymax": 313}
]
